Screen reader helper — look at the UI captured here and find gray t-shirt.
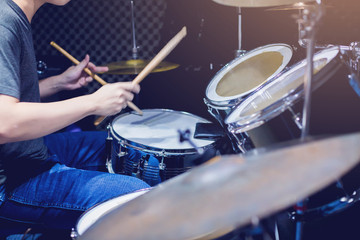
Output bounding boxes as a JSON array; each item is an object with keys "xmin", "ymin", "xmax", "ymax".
[{"xmin": 0, "ymin": 0, "xmax": 49, "ymax": 186}]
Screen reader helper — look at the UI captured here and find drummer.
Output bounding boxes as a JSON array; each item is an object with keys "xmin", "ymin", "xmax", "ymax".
[{"xmin": 0, "ymin": 0, "xmax": 150, "ymax": 235}]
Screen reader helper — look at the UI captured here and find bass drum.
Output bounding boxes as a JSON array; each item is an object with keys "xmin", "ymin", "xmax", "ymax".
[
  {"xmin": 109, "ymin": 109, "xmax": 217, "ymax": 186},
  {"xmin": 72, "ymin": 188, "xmax": 150, "ymax": 239}
]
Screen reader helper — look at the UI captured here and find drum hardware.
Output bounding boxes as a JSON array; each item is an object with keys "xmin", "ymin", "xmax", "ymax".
[
  {"xmin": 348, "ymin": 72, "xmax": 360, "ymax": 97},
  {"xmin": 130, "ymin": 0, "xmax": 139, "ymax": 61},
  {"xmin": 235, "ymin": 7, "xmax": 247, "ymax": 58},
  {"xmin": 287, "ymin": 106, "xmax": 303, "ymax": 130},
  {"xmin": 101, "ymin": 1, "xmax": 179, "ymax": 75},
  {"xmin": 229, "ymin": 130, "xmax": 252, "ymax": 153},
  {"xmin": 117, "ymin": 140, "xmax": 127, "ymax": 158},
  {"xmin": 296, "ymin": 3, "xmax": 328, "ymax": 238},
  {"xmin": 295, "ymin": 1, "xmax": 325, "ymax": 138},
  {"xmin": 71, "ymin": 228, "xmax": 77, "ymax": 240},
  {"xmin": 105, "ymin": 124, "xmax": 115, "ymax": 174},
  {"xmin": 158, "ymin": 150, "xmax": 166, "ymax": 182},
  {"xmin": 290, "ymin": 187, "xmax": 360, "ymax": 223},
  {"xmin": 338, "ymin": 42, "xmax": 360, "ymax": 97},
  {"xmin": 178, "ymin": 129, "xmax": 204, "ymax": 155},
  {"xmin": 204, "ymin": 43, "xmax": 293, "ymax": 153},
  {"xmin": 225, "ymin": 44, "xmax": 343, "ymax": 156},
  {"xmin": 109, "ymin": 109, "xmax": 217, "ymax": 186},
  {"xmin": 225, "ymin": 43, "xmax": 354, "ymax": 239},
  {"xmin": 78, "ymin": 132, "xmax": 360, "ymax": 240}
]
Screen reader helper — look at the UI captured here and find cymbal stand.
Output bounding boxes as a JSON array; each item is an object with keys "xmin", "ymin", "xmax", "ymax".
[
  {"xmin": 131, "ymin": 0, "xmax": 140, "ymax": 59},
  {"xmin": 295, "ymin": 2, "xmax": 324, "ymax": 240},
  {"xmin": 298, "ymin": 1, "xmax": 324, "ymax": 140},
  {"xmin": 340, "ymin": 42, "xmax": 360, "ymax": 97},
  {"xmin": 235, "ymin": 7, "xmax": 247, "ymax": 58}
]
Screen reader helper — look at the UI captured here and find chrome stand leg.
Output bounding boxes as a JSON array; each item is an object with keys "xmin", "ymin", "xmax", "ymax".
[{"xmin": 296, "ymin": 1, "xmax": 325, "ymax": 239}]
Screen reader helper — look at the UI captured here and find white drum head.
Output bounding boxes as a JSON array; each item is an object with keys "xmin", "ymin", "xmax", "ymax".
[
  {"xmin": 111, "ymin": 109, "xmax": 214, "ymax": 150},
  {"xmin": 206, "ymin": 44, "xmax": 293, "ymax": 104},
  {"xmin": 225, "ymin": 47, "xmax": 340, "ymax": 130},
  {"xmin": 77, "ymin": 189, "xmax": 150, "ymax": 236}
]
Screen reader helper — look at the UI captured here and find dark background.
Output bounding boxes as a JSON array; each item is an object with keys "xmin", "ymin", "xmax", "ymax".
[
  {"xmin": 31, "ymin": 0, "xmax": 360, "ymax": 239},
  {"xmin": 32, "ymin": 0, "xmax": 360, "ymax": 136}
]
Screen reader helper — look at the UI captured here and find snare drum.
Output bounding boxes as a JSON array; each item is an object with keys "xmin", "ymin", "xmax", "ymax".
[
  {"xmin": 109, "ymin": 109, "xmax": 217, "ymax": 186},
  {"xmin": 73, "ymin": 188, "xmax": 150, "ymax": 239},
  {"xmin": 204, "ymin": 43, "xmax": 293, "ymax": 127},
  {"xmin": 225, "ymin": 46, "xmax": 342, "ymax": 151}
]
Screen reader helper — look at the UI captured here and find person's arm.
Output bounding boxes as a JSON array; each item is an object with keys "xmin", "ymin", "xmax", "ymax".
[
  {"xmin": 39, "ymin": 55, "xmax": 108, "ymax": 98},
  {"xmin": 0, "ymin": 81, "xmax": 140, "ymax": 144}
]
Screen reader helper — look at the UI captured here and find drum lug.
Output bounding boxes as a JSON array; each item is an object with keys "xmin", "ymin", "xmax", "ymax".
[
  {"xmin": 70, "ymin": 228, "xmax": 78, "ymax": 240},
  {"xmin": 106, "ymin": 125, "xmax": 115, "ymax": 174},
  {"xmin": 118, "ymin": 140, "xmax": 128, "ymax": 157},
  {"xmin": 158, "ymin": 150, "xmax": 167, "ymax": 170},
  {"xmin": 158, "ymin": 150, "xmax": 167, "ymax": 181}
]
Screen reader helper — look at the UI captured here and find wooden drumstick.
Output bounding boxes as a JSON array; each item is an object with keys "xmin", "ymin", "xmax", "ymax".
[
  {"xmin": 50, "ymin": 41, "xmax": 143, "ymax": 117},
  {"xmin": 132, "ymin": 26, "xmax": 187, "ymax": 84}
]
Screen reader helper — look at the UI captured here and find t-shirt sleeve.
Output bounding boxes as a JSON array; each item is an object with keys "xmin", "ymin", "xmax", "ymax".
[{"xmin": 0, "ymin": 25, "xmax": 21, "ymax": 99}]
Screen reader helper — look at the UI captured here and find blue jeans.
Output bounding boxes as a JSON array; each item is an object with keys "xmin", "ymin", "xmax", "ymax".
[{"xmin": 0, "ymin": 131, "xmax": 150, "ymax": 229}]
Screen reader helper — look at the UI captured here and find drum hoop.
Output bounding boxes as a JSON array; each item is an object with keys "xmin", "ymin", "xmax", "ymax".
[
  {"xmin": 75, "ymin": 188, "xmax": 151, "ymax": 236},
  {"xmin": 110, "ymin": 129, "xmax": 216, "ymax": 156},
  {"xmin": 203, "ymin": 96, "xmax": 242, "ymax": 109},
  {"xmin": 225, "ymin": 46, "xmax": 342, "ymax": 131},
  {"xmin": 111, "ymin": 109, "xmax": 217, "ymax": 154},
  {"xmin": 205, "ymin": 43, "xmax": 293, "ymax": 105}
]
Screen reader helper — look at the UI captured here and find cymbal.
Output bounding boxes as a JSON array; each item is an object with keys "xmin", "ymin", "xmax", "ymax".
[
  {"xmin": 267, "ymin": 2, "xmax": 332, "ymax": 11},
  {"xmin": 79, "ymin": 132, "xmax": 360, "ymax": 240},
  {"xmin": 102, "ymin": 59, "xmax": 179, "ymax": 75},
  {"xmin": 212, "ymin": 0, "xmax": 315, "ymax": 8}
]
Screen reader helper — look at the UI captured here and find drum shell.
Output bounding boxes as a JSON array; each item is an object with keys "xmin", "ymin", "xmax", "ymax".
[
  {"xmin": 230, "ymin": 106, "xmax": 302, "ymax": 151},
  {"xmin": 111, "ymin": 138, "xmax": 217, "ymax": 183}
]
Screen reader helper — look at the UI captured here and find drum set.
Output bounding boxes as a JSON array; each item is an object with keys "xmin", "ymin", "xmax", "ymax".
[{"xmin": 73, "ymin": 0, "xmax": 360, "ymax": 239}]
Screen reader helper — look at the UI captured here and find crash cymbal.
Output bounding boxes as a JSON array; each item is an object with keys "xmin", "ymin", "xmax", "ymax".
[
  {"xmin": 102, "ymin": 59, "xmax": 179, "ymax": 75},
  {"xmin": 212, "ymin": 0, "xmax": 315, "ymax": 8},
  {"xmin": 79, "ymin": 132, "xmax": 360, "ymax": 240}
]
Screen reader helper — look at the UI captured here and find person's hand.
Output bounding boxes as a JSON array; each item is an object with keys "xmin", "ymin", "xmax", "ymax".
[
  {"xmin": 89, "ymin": 82, "xmax": 141, "ymax": 116},
  {"xmin": 60, "ymin": 54, "xmax": 108, "ymax": 91}
]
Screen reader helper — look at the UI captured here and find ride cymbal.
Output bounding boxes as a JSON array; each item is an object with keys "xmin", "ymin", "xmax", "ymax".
[
  {"xmin": 212, "ymin": 0, "xmax": 315, "ymax": 8},
  {"xmin": 102, "ymin": 59, "xmax": 179, "ymax": 75},
  {"xmin": 79, "ymin": 132, "xmax": 360, "ymax": 240}
]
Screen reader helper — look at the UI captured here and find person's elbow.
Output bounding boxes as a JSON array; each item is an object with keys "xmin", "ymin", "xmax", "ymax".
[{"xmin": 0, "ymin": 121, "xmax": 16, "ymax": 144}]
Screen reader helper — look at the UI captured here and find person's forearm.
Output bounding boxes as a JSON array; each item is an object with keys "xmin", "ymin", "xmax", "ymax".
[
  {"xmin": 0, "ymin": 95, "xmax": 96, "ymax": 144},
  {"xmin": 39, "ymin": 74, "xmax": 65, "ymax": 98}
]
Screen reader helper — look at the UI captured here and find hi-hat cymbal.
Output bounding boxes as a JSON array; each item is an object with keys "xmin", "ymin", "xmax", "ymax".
[
  {"xmin": 102, "ymin": 59, "xmax": 179, "ymax": 75},
  {"xmin": 212, "ymin": 0, "xmax": 315, "ymax": 8},
  {"xmin": 79, "ymin": 132, "xmax": 360, "ymax": 240}
]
